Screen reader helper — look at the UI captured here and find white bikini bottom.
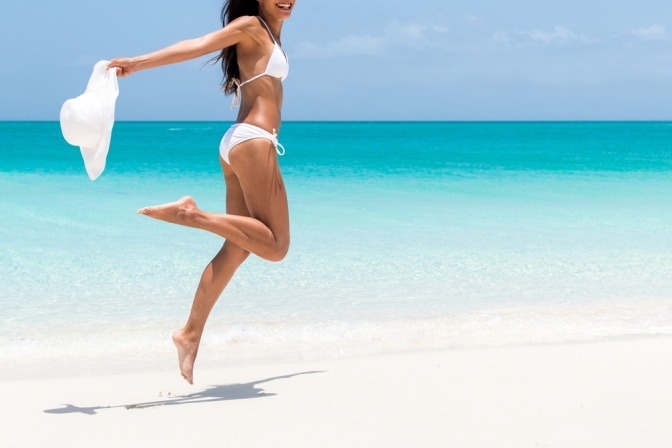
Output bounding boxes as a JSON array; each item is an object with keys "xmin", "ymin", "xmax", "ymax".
[{"xmin": 219, "ymin": 123, "xmax": 285, "ymax": 164}]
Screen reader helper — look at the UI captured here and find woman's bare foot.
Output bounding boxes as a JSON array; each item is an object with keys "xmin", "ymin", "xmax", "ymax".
[
  {"xmin": 172, "ymin": 329, "xmax": 200, "ymax": 385},
  {"xmin": 138, "ymin": 196, "xmax": 198, "ymax": 225}
]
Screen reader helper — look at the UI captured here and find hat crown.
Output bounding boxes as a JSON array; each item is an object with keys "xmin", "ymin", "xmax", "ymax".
[{"xmin": 60, "ymin": 93, "xmax": 105, "ymax": 148}]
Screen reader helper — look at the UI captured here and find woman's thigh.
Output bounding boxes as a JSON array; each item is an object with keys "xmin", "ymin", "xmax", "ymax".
[
  {"xmin": 220, "ymin": 157, "xmax": 251, "ymax": 218},
  {"xmin": 227, "ymin": 139, "xmax": 290, "ymax": 245}
]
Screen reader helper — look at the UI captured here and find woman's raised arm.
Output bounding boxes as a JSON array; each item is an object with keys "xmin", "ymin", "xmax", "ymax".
[{"xmin": 107, "ymin": 16, "xmax": 255, "ymax": 77}]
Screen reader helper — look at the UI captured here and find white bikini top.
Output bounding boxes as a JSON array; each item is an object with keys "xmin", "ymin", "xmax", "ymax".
[{"xmin": 230, "ymin": 16, "xmax": 289, "ymax": 109}]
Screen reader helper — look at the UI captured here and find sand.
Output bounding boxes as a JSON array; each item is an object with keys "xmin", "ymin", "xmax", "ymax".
[{"xmin": 2, "ymin": 337, "xmax": 672, "ymax": 447}]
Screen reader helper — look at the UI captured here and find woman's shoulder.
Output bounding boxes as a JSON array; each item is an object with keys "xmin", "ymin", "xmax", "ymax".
[
  {"xmin": 228, "ymin": 15, "xmax": 262, "ymax": 31},
  {"xmin": 227, "ymin": 16, "xmax": 266, "ymax": 46}
]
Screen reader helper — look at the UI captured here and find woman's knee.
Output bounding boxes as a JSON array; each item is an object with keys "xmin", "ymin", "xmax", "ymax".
[{"xmin": 267, "ymin": 240, "xmax": 290, "ymax": 263}]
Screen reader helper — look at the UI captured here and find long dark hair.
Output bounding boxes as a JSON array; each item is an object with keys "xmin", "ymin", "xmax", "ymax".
[{"xmin": 213, "ymin": 0, "xmax": 259, "ymax": 95}]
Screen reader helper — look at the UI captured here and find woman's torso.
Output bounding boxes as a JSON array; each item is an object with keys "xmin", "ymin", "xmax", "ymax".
[{"xmin": 234, "ymin": 16, "xmax": 288, "ymax": 132}]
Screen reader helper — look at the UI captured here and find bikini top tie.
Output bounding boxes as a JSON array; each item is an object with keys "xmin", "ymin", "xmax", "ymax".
[{"xmin": 230, "ymin": 16, "xmax": 289, "ymax": 109}]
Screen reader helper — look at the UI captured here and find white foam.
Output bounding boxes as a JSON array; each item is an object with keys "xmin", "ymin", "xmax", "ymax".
[{"xmin": 2, "ymin": 298, "xmax": 671, "ymax": 380}]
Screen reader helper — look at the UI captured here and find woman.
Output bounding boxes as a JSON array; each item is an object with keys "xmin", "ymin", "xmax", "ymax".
[{"xmin": 107, "ymin": 0, "xmax": 295, "ymax": 384}]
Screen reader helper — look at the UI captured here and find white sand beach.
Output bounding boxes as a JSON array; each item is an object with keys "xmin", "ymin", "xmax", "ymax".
[{"xmin": 2, "ymin": 336, "xmax": 671, "ymax": 448}]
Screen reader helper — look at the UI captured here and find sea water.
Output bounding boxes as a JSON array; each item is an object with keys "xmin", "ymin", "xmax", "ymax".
[{"xmin": 1, "ymin": 121, "xmax": 671, "ymax": 379}]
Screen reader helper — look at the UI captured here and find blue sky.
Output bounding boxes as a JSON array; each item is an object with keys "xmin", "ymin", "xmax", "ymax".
[{"xmin": 1, "ymin": 0, "xmax": 671, "ymax": 120}]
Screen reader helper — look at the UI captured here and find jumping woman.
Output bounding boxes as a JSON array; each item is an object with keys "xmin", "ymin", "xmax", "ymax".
[{"xmin": 107, "ymin": 0, "xmax": 295, "ymax": 384}]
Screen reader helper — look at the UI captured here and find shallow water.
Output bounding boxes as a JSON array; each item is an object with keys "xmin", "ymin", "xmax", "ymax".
[{"xmin": 1, "ymin": 121, "xmax": 671, "ymax": 378}]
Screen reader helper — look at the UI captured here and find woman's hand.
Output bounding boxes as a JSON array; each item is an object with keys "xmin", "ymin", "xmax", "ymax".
[{"xmin": 107, "ymin": 58, "xmax": 139, "ymax": 78}]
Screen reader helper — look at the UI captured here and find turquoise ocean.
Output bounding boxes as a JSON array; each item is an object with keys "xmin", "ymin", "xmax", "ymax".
[{"xmin": 1, "ymin": 121, "xmax": 671, "ymax": 379}]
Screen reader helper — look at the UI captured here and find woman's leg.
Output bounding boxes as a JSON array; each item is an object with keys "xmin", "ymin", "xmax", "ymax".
[
  {"xmin": 139, "ymin": 139, "xmax": 290, "ymax": 262},
  {"xmin": 171, "ymin": 160, "xmax": 251, "ymax": 384}
]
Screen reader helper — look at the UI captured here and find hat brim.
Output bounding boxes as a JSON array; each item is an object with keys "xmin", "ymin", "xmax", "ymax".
[
  {"xmin": 80, "ymin": 114, "xmax": 113, "ymax": 181},
  {"xmin": 79, "ymin": 64, "xmax": 117, "ymax": 181}
]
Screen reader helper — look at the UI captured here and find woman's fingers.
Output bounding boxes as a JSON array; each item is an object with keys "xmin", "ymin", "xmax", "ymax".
[
  {"xmin": 107, "ymin": 58, "xmax": 133, "ymax": 77},
  {"xmin": 106, "ymin": 59, "xmax": 120, "ymax": 72}
]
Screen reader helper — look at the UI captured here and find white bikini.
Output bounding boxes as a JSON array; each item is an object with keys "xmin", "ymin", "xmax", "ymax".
[{"xmin": 219, "ymin": 16, "xmax": 289, "ymax": 164}]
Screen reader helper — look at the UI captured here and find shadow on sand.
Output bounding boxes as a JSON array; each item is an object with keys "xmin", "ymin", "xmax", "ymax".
[{"xmin": 43, "ymin": 371, "xmax": 323, "ymax": 415}]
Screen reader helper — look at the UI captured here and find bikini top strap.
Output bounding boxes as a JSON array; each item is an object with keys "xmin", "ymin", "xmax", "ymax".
[{"xmin": 257, "ymin": 16, "xmax": 277, "ymax": 44}]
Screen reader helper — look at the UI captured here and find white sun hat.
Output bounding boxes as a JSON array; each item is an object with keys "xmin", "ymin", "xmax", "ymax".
[{"xmin": 60, "ymin": 60, "xmax": 119, "ymax": 181}]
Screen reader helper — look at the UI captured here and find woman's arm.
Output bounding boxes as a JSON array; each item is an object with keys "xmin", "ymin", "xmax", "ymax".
[{"xmin": 107, "ymin": 16, "xmax": 255, "ymax": 77}]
